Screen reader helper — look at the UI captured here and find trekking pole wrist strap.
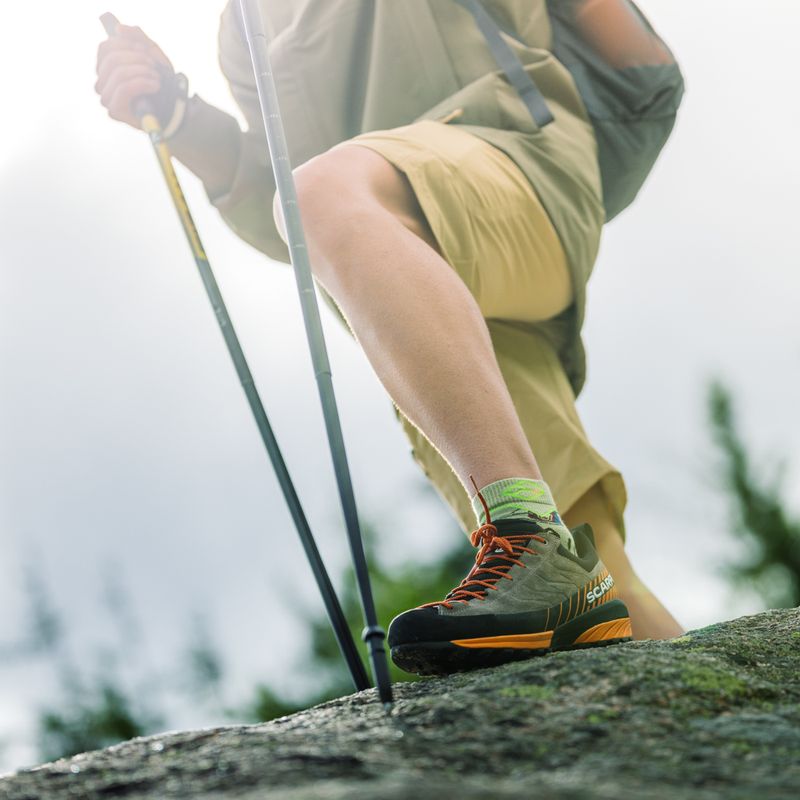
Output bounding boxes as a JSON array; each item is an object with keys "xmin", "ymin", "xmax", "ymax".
[{"xmin": 161, "ymin": 72, "xmax": 190, "ymax": 139}]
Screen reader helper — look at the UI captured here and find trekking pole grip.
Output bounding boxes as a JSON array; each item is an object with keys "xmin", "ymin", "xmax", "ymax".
[{"xmin": 99, "ymin": 12, "xmax": 158, "ymax": 123}]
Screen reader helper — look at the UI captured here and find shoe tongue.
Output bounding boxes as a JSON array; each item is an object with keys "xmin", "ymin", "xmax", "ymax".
[{"xmin": 447, "ymin": 518, "xmax": 544, "ymax": 599}]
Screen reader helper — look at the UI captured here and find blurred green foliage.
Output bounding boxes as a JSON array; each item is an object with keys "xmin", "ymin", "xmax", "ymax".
[
  {"xmin": 38, "ymin": 682, "xmax": 159, "ymax": 763},
  {"xmin": 708, "ymin": 380, "xmax": 800, "ymax": 608},
  {"xmin": 4, "ymin": 484, "xmax": 472, "ymax": 760},
  {"xmin": 12, "ymin": 569, "xmax": 166, "ymax": 762}
]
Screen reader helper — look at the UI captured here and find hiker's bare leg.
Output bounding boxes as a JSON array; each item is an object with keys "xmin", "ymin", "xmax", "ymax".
[
  {"xmin": 284, "ymin": 144, "xmax": 542, "ymax": 491},
  {"xmin": 563, "ymin": 483, "xmax": 685, "ymax": 640}
]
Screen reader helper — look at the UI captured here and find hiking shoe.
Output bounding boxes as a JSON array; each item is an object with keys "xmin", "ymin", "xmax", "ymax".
[{"xmin": 388, "ymin": 494, "xmax": 632, "ymax": 676}]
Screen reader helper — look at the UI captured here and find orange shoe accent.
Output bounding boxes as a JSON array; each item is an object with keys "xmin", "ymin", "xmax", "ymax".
[
  {"xmin": 450, "ymin": 630, "xmax": 553, "ymax": 650},
  {"xmin": 573, "ymin": 617, "xmax": 632, "ymax": 645}
]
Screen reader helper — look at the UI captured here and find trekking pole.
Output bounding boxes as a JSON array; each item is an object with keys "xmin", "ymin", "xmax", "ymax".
[
  {"xmin": 238, "ymin": 0, "xmax": 393, "ymax": 708},
  {"xmin": 99, "ymin": 13, "xmax": 370, "ymax": 694}
]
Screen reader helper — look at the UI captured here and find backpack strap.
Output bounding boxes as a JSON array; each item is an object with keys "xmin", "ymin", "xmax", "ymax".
[{"xmin": 453, "ymin": 0, "xmax": 554, "ymax": 129}]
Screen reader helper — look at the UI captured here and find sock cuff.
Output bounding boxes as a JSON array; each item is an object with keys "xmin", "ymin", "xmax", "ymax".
[
  {"xmin": 471, "ymin": 476, "xmax": 554, "ymax": 506},
  {"xmin": 469, "ymin": 476, "xmax": 576, "ymax": 554}
]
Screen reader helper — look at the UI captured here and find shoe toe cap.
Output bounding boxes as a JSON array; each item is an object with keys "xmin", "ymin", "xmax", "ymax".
[
  {"xmin": 388, "ymin": 607, "xmax": 446, "ymax": 648},
  {"xmin": 389, "ymin": 605, "xmax": 495, "ymax": 647}
]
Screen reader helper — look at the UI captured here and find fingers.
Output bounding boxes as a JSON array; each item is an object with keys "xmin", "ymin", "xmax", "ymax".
[
  {"xmin": 116, "ymin": 24, "xmax": 172, "ymax": 65},
  {"xmin": 96, "ymin": 33, "xmax": 170, "ymax": 73},
  {"xmin": 95, "ymin": 20, "xmax": 174, "ymax": 129},
  {"xmin": 108, "ymin": 78, "xmax": 160, "ymax": 125},
  {"xmin": 96, "ymin": 24, "xmax": 151, "ymax": 68},
  {"xmin": 99, "ymin": 65, "xmax": 161, "ymax": 125},
  {"xmin": 96, "ymin": 49, "xmax": 152, "ymax": 87},
  {"xmin": 116, "ymin": 23, "xmax": 151, "ymax": 44}
]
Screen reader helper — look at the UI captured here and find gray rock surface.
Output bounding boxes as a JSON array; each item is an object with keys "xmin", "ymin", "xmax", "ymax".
[{"xmin": 2, "ymin": 609, "xmax": 798, "ymax": 800}]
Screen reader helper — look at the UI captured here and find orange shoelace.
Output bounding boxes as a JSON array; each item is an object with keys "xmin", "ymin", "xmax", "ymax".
[{"xmin": 419, "ymin": 475, "xmax": 547, "ymax": 610}]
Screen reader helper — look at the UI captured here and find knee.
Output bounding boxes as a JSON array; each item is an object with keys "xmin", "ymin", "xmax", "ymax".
[
  {"xmin": 291, "ymin": 148, "xmax": 376, "ymax": 241},
  {"xmin": 272, "ymin": 154, "xmax": 349, "ymax": 246},
  {"xmin": 272, "ymin": 153, "xmax": 358, "ymax": 253},
  {"xmin": 280, "ymin": 148, "xmax": 389, "ymax": 286}
]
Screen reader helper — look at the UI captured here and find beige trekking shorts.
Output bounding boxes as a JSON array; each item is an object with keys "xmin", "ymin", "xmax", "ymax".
[{"xmin": 322, "ymin": 119, "xmax": 627, "ymax": 539}]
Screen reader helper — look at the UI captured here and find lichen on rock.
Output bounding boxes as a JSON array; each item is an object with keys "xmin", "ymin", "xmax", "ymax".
[{"xmin": 1, "ymin": 609, "xmax": 798, "ymax": 800}]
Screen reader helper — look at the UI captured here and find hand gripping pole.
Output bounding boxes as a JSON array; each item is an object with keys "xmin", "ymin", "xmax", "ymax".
[{"xmin": 100, "ymin": 13, "xmax": 370, "ymax": 696}]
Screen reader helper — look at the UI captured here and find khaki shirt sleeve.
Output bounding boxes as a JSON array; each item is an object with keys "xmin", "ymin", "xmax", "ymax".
[{"xmin": 206, "ymin": 121, "xmax": 290, "ymax": 265}]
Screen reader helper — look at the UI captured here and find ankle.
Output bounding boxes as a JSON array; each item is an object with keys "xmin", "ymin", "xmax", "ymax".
[{"xmin": 469, "ymin": 475, "xmax": 576, "ymax": 554}]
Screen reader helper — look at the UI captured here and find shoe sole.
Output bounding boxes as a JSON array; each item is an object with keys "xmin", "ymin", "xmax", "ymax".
[{"xmin": 391, "ymin": 600, "xmax": 632, "ymax": 676}]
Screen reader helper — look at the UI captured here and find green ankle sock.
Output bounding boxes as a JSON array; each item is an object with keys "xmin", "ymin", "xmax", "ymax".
[{"xmin": 470, "ymin": 476, "xmax": 576, "ymax": 554}]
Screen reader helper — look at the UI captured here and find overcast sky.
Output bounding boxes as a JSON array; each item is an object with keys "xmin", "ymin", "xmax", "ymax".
[{"xmin": 1, "ymin": 0, "xmax": 799, "ymax": 773}]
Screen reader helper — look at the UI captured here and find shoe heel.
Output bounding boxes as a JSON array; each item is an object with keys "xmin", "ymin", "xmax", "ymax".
[{"xmin": 551, "ymin": 599, "xmax": 632, "ymax": 650}]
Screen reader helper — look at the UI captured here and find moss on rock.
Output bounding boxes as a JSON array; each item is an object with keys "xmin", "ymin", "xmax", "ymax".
[{"xmin": 1, "ymin": 608, "xmax": 798, "ymax": 800}]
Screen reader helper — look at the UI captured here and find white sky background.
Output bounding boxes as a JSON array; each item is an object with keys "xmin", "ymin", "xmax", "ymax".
[{"xmin": 1, "ymin": 0, "xmax": 799, "ymax": 773}]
